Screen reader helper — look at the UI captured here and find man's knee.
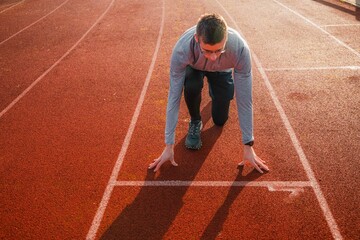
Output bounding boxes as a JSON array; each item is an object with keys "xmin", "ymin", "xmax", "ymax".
[
  {"xmin": 211, "ymin": 100, "xmax": 230, "ymax": 126},
  {"xmin": 213, "ymin": 115, "xmax": 228, "ymax": 126}
]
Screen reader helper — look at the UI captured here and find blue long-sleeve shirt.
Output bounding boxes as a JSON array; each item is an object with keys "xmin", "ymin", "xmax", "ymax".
[{"xmin": 165, "ymin": 26, "xmax": 254, "ymax": 145}]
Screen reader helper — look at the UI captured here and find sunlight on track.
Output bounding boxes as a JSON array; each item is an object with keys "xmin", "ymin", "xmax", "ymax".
[{"xmin": 273, "ymin": 0, "xmax": 360, "ymax": 59}]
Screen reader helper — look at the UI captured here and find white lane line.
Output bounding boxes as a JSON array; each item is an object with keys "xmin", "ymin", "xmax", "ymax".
[
  {"xmin": 0, "ymin": 0, "xmax": 70, "ymax": 45},
  {"xmin": 86, "ymin": 1, "xmax": 165, "ymax": 239},
  {"xmin": 0, "ymin": 0, "xmax": 114, "ymax": 119},
  {"xmin": 264, "ymin": 66, "xmax": 360, "ymax": 71},
  {"xmin": 214, "ymin": 1, "xmax": 343, "ymax": 239},
  {"xmin": 255, "ymin": 56, "xmax": 344, "ymax": 240},
  {"xmin": 115, "ymin": 180, "xmax": 312, "ymax": 188},
  {"xmin": 0, "ymin": 0, "xmax": 24, "ymax": 14},
  {"xmin": 273, "ymin": 0, "xmax": 360, "ymax": 59}
]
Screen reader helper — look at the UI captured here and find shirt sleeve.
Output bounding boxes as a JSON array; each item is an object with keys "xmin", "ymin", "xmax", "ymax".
[
  {"xmin": 233, "ymin": 43, "xmax": 254, "ymax": 144},
  {"xmin": 164, "ymin": 43, "xmax": 188, "ymax": 144}
]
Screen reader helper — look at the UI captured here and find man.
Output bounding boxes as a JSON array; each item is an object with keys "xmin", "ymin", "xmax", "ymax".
[{"xmin": 149, "ymin": 13, "xmax": 269, "ymax": 173}]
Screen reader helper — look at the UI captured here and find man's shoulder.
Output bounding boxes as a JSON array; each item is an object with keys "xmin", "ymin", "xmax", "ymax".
[
  {"xmin": 227, "ymin": 27, "xmax": 245, "ymax": 43},
  {"xmin": 173, "ymin": 26, "xmax": 196, "ymax": 51},
  {"xmin": 227, "ymin": 27, "xmax": 240, "ymax": 34},
  {"xmin": 226, "ymin": 27, "xmax": 249, "ymax": 54},
  {"xmin": 179, "ymin": 25, "xmax": 196, "ymax": 40}
]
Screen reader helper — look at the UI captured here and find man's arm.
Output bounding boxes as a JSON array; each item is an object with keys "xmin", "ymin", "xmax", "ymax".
[
  {"xmin": 164, "ymin": 68, "xmax": 186, "ymax": 145},
  {"xmin": 234, "ymin": 42, "xmax": 269, "ymax": 173},
  {"xmin": 233, "ymin": 43, "xmax": 254, "ymax": 145},
  {"xmin": 148, "ymin": 66, "xmax": 185, "ymax": 172},
  {"xmin": 149, "ymin": 36, "xmax": 189, "ymax": 172}
]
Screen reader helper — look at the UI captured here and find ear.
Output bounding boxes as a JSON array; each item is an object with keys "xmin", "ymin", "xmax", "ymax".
[{"xmin": 194, "ymin": 34, "xmax": 199, "ymax": 43}]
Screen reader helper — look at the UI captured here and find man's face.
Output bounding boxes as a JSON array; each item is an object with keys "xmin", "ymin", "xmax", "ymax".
[{"xmin": 195, "ymin": 34, "xmax": 227, "ymax": 61}]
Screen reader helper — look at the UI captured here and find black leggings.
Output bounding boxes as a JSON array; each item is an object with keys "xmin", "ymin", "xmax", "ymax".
[{"xmin": 184, "ymin": 66, "xmax": 234, "ymax": 126}]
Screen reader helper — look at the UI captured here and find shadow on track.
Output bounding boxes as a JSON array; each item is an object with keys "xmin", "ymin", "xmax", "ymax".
[
  {"xmin": 99, "ymin": 101, "xmax": 264, "ymax": 239},
  {"xmin": 200, "ymin": 167, "xmax": 263, "ymax": 239},
  {"xmin": 99, "ymin": 101, "xmax": 216, "ymax": 239}
]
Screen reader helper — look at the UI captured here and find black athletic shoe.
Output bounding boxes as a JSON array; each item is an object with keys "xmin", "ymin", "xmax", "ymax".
[{"xmin": 185, "ymin": 120, "xmax": 203, "ymax": 150}]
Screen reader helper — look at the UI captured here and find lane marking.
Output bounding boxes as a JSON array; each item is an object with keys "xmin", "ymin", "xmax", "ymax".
[
  {"xmin": 255, "ymin": 55, "xmax": 344, "ymax": 240},
  {"xmin": 214, "ymin": 1, "xmax": 343, "ymax": 239},
  {"xmin": 86, "ymin": 1, "xmax": 165, "ymax": 239},
  {"xmin": 268, "ymin": 185, "xmax": 304, "ymax": 198},
  {"xmin": 264, "ymin": 65, "xmax": 360, "ymax": 71},
  {"xmin": 0, "ymin": 0, "xmax": 113, "ymax": 119},
  {"xmin": 0, "ymin": 0, "xmax": 70, "ymax": 45},
  {"xmin": 0, "ymin": 0, "xmax": 24, "ymax": 13},
  {"xmin": 273, "ymin": 0, "xmax": 360, "ymax": 59},
  {"xmin": 115, "ymin": 180, "xmax": 312, "ymax": 188}
]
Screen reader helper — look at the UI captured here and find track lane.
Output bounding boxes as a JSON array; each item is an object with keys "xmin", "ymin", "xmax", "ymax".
[
  {"xmin": 86, "ymin": 0, "xmax": 165, "ymax": 238},
  {"xmin": 266, "ymin": 68, "xmax": 360, "ymax": 239}
]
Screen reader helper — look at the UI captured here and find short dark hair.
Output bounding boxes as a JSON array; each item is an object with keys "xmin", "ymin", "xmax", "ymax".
[{"xmin": 196, "ymin": 13, "xmax": 228, "ymax": 45}]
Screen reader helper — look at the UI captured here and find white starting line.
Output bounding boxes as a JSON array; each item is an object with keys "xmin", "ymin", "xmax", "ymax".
[{"xmin": 115, "ymin": 180, "xmax": 312, "ymax": 190}]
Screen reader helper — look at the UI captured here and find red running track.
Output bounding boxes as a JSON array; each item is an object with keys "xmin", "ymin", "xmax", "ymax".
[{"xmin": 1, "ymin": 0, "xmax": 359, "ymax": 239}]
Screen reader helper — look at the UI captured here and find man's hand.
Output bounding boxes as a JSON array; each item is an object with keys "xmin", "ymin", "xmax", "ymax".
[
  {"xmin": 148, "ymin": 144, "xmax": 178, "ymax": 172},
  {"xmin": 239, "ymin": 145, "xmax": 269, "ymax": 173}
]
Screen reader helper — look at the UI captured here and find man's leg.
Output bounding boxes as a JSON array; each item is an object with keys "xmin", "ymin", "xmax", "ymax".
[
  {"xmin": 184, "ymin": 66, "xmax": 204, "ymax": 121},
  {"xmin": 184, "ymin": 66, "xmax": 204, "ymax": 149},
  {"xmin": 206, "ymin": 71, "xmax": 234, "ymax": 126}
]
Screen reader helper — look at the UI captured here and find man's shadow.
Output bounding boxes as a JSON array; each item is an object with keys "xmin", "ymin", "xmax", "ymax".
[
  {"xmin": 200, "ymin": 166, "xmax": 263, "ymax": 240},
  {"xmin": 100, "ymin": 101, "xmax": 263, "ymax": 239}
]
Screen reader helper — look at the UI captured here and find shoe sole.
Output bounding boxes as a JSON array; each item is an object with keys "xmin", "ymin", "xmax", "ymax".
[{"xmin": 185, "ymin": 142, "xmax": 202, "ymax": 150}]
